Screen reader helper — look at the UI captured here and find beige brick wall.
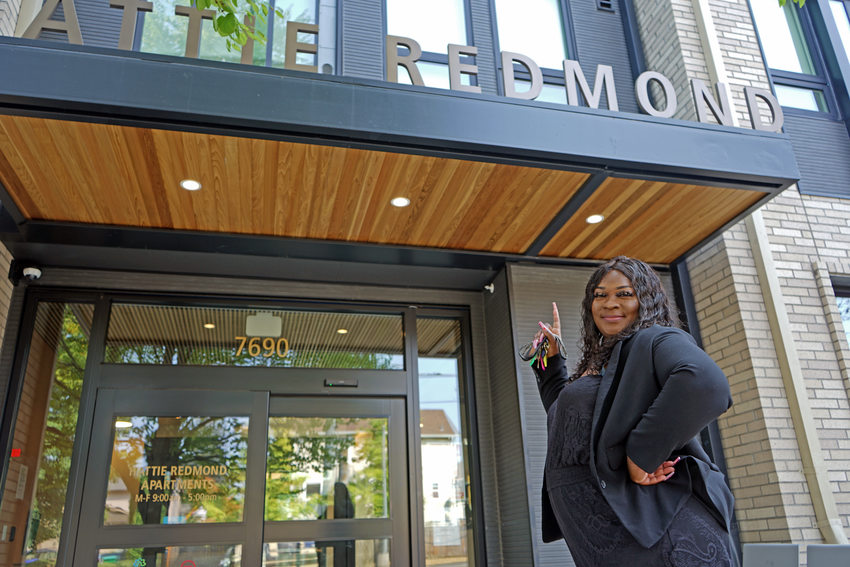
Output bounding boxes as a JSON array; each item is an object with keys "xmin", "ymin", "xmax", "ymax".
[
  {"xmin": 0, "ymin": 0, "xmax": 22, "ymax": 38},
  {"xmin": 0, "ymin": 244, "xmax": 13, "ymax": 347},
  {"xmin": 639, "ymin": 0, "xmax": 850, "ymax": 553}
]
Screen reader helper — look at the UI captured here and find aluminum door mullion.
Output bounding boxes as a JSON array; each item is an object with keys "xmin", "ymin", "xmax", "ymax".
[
  {"xmin": 242, "ymin": 391, "xmax": 270, "ymax": 566},
  {"xmin": 263, "ymin": 518, "xmax": 395, "ymax": 542}
]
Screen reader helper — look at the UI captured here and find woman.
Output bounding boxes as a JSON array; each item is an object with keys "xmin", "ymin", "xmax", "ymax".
[{"xmin": 531, "ymin": 256, "xmax": 736, "ymax": 566}]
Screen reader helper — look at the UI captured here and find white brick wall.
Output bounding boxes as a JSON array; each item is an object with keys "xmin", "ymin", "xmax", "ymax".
[
  {"xmin": 636, "ymin": 0, "xmax": 850, "ymax": 553},
  {"xmin": 0, "ymin": 0, "xmax": 21, "ymax": 38}
]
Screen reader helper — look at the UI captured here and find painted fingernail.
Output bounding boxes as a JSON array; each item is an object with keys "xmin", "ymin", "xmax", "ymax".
[
  {"xmin": 665, "ymin": 471, "xmax": 675, "ymax": 480},
  {"xmin": 538, "ymin": 321, "xmax": 546, "ymax": 329},
  {"xmin": 673, "ymin": 457, "xmax": 681, "ymax": 465}
]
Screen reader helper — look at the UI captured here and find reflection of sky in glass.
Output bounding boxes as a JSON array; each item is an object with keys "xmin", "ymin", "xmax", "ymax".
[
  {"xmin": 495, "ymin": 0, "xmax": 566, "ymax": 69},
  {"xmin": 396, "ymin": 61, "xmax": 473, "ymax": 90},
  {"xmin": 750, "ymin": 0, "xmax": 813, "ymax": 73},
  {"xmin": 838, "ymin": 297, "xmax": 850, "ymax": 347},
  {"xmin": 830, "ymin": 1, "xmax": 850, "ymax": 63},
  {"xmin": 387, "ymin": 0, "xmax": 467, "ymax": 54},
  {"xmin": 775, "ymin": 84, "xmax": 826, "ymax": 111},
  {"xmin": 419, "ymin": 358, "xmax": 461, "ymax": 432},
  {"xmin": 515, "ymin": 80, "xmax": 567, "ymax": 104}
]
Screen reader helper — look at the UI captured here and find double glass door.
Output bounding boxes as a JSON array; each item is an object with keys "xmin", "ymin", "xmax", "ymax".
[{"xmin": 73, "ymin": 389, "xmax": 408, "ymax": 567}]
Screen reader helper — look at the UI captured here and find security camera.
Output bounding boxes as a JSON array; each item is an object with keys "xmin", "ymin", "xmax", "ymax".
[{"xmin": 22, "ymin": 267, "xmax": 42, "ymax": 281}]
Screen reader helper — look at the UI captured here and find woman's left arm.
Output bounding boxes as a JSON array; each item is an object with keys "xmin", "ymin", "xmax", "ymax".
[{"xmin": 625, "ymin": 329, "xmax": 732, "ymax": 475}]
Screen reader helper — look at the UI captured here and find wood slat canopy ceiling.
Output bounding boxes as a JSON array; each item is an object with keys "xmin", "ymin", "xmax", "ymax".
[{"xmin": 0, "ymin": 115, "xmax": 767, "ymax": 264}]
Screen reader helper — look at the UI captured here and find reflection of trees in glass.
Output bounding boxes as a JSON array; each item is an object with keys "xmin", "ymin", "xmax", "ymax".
[
  {"xmin": 25, "ymin": 304, "xmax": 90, "ymax": 556},
  {"xmin": 264, "ymin": 418, "xmax": 388, "ymax": 521},
  {"xmin": 109, "ymin": 416, "xmax": 248, "ymax": 525},
  {"xmin": 107, "ymin": 343, "xmax": 397, "ymax": 369}
]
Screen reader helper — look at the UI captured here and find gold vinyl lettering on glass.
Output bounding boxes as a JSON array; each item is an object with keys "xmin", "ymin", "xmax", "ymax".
[
  {"xmin": 105, "ymin": 416, "xmax": 249, "ymax": 525},
  {"xmin": 265, "ymin": 417, "xmax": 389, "ymax": 521},
  {"xmin": 104, "ymin": 303, "xmax": 404, "ymax": 369}
]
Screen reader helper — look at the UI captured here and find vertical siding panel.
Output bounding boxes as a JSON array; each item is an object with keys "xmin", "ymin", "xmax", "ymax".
[
  {"xmin": 483, "ymin": 268, "xmax": 534, "ymax": 566},
  {"xmin": 467, "ymin": 0, "xmax": 498, "ymax": 94},
  {"xmin": 340, "ymin": 0, "xmax": 384, "ymax": 80},
  {"xmin": 782, "ymin": 115, "xmax": 850, "ymax": 199},
  {"xmin": 570, "ymin": 0, "xmax": 638, "ymax": 114}
]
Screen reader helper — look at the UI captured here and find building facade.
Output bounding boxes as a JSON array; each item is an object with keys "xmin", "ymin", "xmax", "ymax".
[{"xmin": 0, "ymin": 0, "xmax": 847, "ymax": 565}]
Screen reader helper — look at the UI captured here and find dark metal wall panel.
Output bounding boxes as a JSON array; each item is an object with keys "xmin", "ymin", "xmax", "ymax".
[
  {"xmin": 340, "ymin": 0, "xmax": 384, "ymax": 80},
  {"xmin": 33, "ymin": 0, "xmax": 122, "ymax": 48},
  {"xmin": 483, "ymin": 268, "xmax": 532, "ymax": 566},
  {"xmin": 468, "ymin": 0, "xmax": 498, "ymax": 94},
  {"xmin": 783, "ymin": 114, "xmax": 850, "ymax": 199},
  {"xmin": 468, "ymin": 296, "xmax": 503, "ymax": 566},
  {"xmin": 571, "ymin": 0, "xmax": 638, "ymax": 114},
  {"xmin": 507, "ymin": 262, "xmax": 673, "ymax": 566}
]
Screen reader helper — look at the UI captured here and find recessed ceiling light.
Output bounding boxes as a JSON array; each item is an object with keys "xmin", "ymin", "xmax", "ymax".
[
  {"xmin": 337, "ymin": 328, "xmax": 349, "ymax": 334},
  {"xmin": 390, "ymin": 197, "xmax": 410, "ymax": 207},
  {"xmin": 115, "ymin": 420, "xmax": 133, "ymax": 428},
  {"xmin": 203, "ymin": 323, "xmax": 215, "ymax": 329},
  {"xmin": 585, "ymin": 214, "xmax": 605, "ymax": 224},
  {"xmin": 180, "ymin": 179, "xmax": 202, "ymax": 191}
]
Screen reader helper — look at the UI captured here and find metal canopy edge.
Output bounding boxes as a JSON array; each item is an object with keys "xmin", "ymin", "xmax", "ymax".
[{"xmin": 0, "ymin": 39, "xmax": 799, "ymax": 190}]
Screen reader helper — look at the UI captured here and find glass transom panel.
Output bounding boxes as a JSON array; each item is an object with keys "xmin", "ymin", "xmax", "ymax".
[{"xmin": 105, "ymin": 304, "xmax": 404, "ymax": 369}]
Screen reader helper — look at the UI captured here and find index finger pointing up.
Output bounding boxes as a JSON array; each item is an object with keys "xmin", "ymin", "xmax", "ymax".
[{"xmin": 552, "ymin": 302, "xmax": 561, "ymax": 335}]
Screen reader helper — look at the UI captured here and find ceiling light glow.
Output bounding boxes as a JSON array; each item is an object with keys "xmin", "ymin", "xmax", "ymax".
[
  {"xmin": 115, "ymin": 420, "xmax": 133, "ymax": 428},
  {"xmin": 337, "ymin": 328, "xmax": 349, "ymax": 334},
  {"xmin": 203, "ymin": 323, "xmax": 215, "ymax": 329},
  {"xmin": 390, "ymin": 197, "xmax": 410, "ymax": 207},
  {"xmin": 180, "ymin": 179, "xmax": 202, "ymax": 191},
  {"xmin": 585, "ymin": 214, "xmax": 605, "ymax": 224}
]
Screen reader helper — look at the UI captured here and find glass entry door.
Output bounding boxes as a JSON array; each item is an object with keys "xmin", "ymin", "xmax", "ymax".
[{"xmin": 72, "ymin": 390, "xmax": 408, "ymax": 567}]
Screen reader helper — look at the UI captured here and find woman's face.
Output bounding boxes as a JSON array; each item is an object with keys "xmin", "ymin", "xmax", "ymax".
[{"xmin": 591, "ymin": 269, "xmax": 640, "ymax": 338}]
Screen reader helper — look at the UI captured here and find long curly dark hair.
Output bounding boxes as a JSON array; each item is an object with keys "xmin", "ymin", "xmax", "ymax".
[{"xmin": 572, "ymin": 256, "xmax": 679, "ymax": 379}]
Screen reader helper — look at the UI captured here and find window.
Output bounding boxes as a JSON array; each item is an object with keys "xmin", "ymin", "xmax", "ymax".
[
  {"xmin": 493, "ymin": 0, "xmax": 571, "ymax": 103},
  {"xmin": 138, "ymin": 0, "xmax": 334, "ymax": 72},
  {"xmin": 750, "ymin": 0, "xmax": 832, "ymax": 112},
  {"xmin": 386, "ymin": 0, "xmax": 471, "ymax": 89},
  {"xmin": 829, "ymin": 0, "xmax": 850, "ymax": 63},
  {"xmin": 837, "ymin": 291, "xmax": 850, "ymax": 347},
  {"xmin": 417, "ymin": 316, "xmax": 476, "ymax": 567}
]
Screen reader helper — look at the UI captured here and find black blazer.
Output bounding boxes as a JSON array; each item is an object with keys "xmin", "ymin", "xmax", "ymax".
[{"xmin": 535, "ymin": 325, "xmax": 734, "ymax": 548}]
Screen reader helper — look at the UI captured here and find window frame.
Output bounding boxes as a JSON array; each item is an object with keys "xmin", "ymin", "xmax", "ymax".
[
  {"xmin": 490, "ymin": 0, "xmax": 578, "ymax": 99},
  {"xmin": 750, "ymin": 0, "xmax": 841, "ymax": 118}
]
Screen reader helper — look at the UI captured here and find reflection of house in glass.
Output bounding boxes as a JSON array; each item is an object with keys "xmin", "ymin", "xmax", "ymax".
[
  {"xmin": 265, "ymin": 417, "xmax": 389, "ymax": 522},
  {"xmin": 420, "ymin": 409, "xmax": 468, "ymax": 564}
]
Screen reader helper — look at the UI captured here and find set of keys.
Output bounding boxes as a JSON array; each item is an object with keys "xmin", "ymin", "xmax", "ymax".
[{"xmin": 518, "ymin": 334, "xmax": 565, "ymax": 372}]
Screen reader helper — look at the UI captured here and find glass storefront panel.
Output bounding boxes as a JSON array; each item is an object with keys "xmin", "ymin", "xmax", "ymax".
[
  {"xmin": 416, "ymin": 317, "xmax": 474, "ymax": 567},
  {"xmin": 0, "ymin": 302, "xmax": 94, "ymax": 567},
  {"xmin": 265, "ymin": 417, "xmax": 390, "ymax": 521},
  {"xmin": 97, "ymin": 543, "xmax": 241, "ymax": 566},
  {"xmin": 105, "ymin": 416, "xmax": 249, "ymax": 525},
  {"xmin": 262, "ymin": 539, "xmax": 390, "ymax": 566},
  {"xmin": 105, "ymin": 304, "xmax": 404, "ymax": 369}
]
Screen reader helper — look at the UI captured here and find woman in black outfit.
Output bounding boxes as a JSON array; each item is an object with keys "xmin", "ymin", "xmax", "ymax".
[{"xmin": 531, "ymin": 256, "xmax": 737, "ymax": 566}]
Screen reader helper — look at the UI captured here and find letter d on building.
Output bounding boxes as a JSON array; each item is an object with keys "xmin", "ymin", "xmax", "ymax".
[{"xmin": 744, "ymin": 87, "xmax": 784, "ymax": 132}]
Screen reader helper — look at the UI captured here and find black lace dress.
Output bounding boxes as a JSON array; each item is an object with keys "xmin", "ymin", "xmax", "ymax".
[{"xmin": 545, "ymin": 375, "xmax": 735, "ymax": 567}]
